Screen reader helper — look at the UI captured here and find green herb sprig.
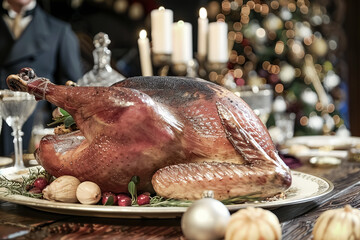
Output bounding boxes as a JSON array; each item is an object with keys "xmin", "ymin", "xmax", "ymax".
[
  {"xmin": 0, "ymin": 167, "xmax": 53, "ymax": 198},
  {"xmin": 128, "ymin": 176, "xmax": 140, "ymax": 205},
  {"xmin": 48, "ymin": 108, "xmax": 75, "ymax": 128}
]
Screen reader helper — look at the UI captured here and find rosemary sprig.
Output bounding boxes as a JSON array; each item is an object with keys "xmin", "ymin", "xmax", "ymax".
[
  {"xmin": 146, "ymin": 192, "xmax": 264, "ymax": 207},
  {"xmin": 148, "ymin": 196, "xmax": 193, "ymax": 207},
  {"xmin": 0, "ymin": 167, "xmax": 53, "ymax": 198}
]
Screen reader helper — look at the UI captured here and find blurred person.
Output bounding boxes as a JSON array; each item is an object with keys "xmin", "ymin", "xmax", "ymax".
[{"xmin": 0, "ymin": 0, "xmax": 83, "ymax": 157}]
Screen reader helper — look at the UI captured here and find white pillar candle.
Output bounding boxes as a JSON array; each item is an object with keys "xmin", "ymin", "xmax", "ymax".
[
  {"xmin": 137, "ymin": 30, "xmax": 153, "ymax": 76},
  {"xmin": 151, "ymin": 6, "xmax": 173, "ymax": 54},
  {"xmin": 208, "ymin": 21, "xmax": 228, "ymax": 63},
  {"xmin": 197, "ymin": 7, "xmax": 208, "ymax": 57},
  {"xmin": 172, "ymin": 21, "xmax": 193, "ymax": 64}
]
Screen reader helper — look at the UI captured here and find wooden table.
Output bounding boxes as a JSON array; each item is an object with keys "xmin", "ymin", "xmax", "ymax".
[{"xmin": 1, "ymin": 159, "xmax": 360, "ymax": 240}]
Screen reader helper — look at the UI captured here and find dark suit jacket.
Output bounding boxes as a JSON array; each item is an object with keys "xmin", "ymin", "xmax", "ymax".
[{"xmin": 0, "ymin": 4, "xmax": 83, "ymax": 156}]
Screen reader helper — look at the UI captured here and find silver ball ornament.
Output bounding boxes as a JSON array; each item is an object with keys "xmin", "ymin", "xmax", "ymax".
[{"xmin": 181, "ymin": 198, "xmax": 230, "ymax": 240}]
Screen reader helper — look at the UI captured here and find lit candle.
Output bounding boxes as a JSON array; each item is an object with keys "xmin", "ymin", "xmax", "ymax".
[
  {"xmin": 172, "ymin": 20, "xmax": 193, "ymax": 64},
  {"xmin": 197, "ymin": 7, "xmax": 208, "ymax": 57},
  {"xmin": 137, "ymin": 30, "xmax": 153, "ymax": 76},
  {"xmin": 151, "ymin": 6, "xmax": 173, "ymax": 54},
  {"xmin": 208, "ymin": 21, "xmax": 228, "ymax": 63}
]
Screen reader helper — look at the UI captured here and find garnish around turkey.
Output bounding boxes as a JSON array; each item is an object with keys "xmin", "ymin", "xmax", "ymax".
[{"xmin": 0, "ymin": 167, "xmax": 283, "ymax": 207}]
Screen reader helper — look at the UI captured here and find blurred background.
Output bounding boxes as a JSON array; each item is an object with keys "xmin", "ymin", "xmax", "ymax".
[
  {"xmin": 35, "ymin": 0, "xmax": 360, "ymax": 135},
  {"xmin": 1, "ymin": 0, "xmax": 360, "ymax": 157}
]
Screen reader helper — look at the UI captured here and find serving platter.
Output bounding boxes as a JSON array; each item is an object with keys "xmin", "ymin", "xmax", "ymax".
[
  {"xmin": 0, "ymin": 168, "xmax": 333, "ymax": 218},
  {"xmin": 283, "ymin": 135, "xmax": 360, "ymax": 150}
]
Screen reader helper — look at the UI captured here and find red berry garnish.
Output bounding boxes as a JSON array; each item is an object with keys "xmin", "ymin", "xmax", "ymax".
[
  {"xmin": 29, "ymin": 187, "xmax": 42, "ymax": 194},
  {"xmin": 137, "ymin": 193, "xmax": 150, "ymax": 205},
  {"xmin": 33, "ymin": 178, "xmax": 48, "ymax": 191},
  {"xmin": 102, "ymin": 192, "xmax": 117, "ymax": 205},
  {"xmin": 117, "ymin": 194, "xmax": 132, "ymax": 206}
]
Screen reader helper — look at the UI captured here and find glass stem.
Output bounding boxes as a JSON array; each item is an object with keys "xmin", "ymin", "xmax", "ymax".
[{"xmin": 11, "ymin": 126, "xmax": 24, "ymax": 169}]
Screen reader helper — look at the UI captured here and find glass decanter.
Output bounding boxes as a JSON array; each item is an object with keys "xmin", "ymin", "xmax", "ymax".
[{"xmin": 77, "ymin": 32, "xmax": 124, "ymax": 86}]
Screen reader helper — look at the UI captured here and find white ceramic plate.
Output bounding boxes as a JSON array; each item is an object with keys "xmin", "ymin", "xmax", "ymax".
[
  {"xmin": 284, "ymin": 136, "xmax": 360, "ymax": 150},
  {"xmin": 0, "ymin": 168, "xmax": 333, "ymax": 218},
  {"xmin": 0, "ymin": 157, "xmax": 12, "ymax": 167}
]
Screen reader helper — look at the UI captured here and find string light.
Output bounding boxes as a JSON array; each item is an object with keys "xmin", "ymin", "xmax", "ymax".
[
  {"xmin": 261, "ymin": 4, "xmax": 269, "ymax": 15},
  {"xmin": 234, "ymin": 68, "xmax": 243, "ymax": 78},
  {"xmin": 222, "ymin": 0, "xmax": 231, "ymax": 13},
  {"xmin": 246, "ymin": 1, "xmax": 255, "ymax": 9},
  {"xmin": 200, "ymin": 0, "xmax": 345, "ymax": 135},
  {"xmin": 288, "ymin": 3, "xmax": 296, "ymax": 12},
  {"xmin": 300, "ymin": 116, "xmax": 309, "ymax": 126},
  {"xmin": 235, "ymin": 32, "xmax": 243, "ymax": 43},
  {"xmin": 275, "ymin": 41, "xmax": 285, "ymax": 54},
  {"xmin": 270, "ymin": 1, "xmax": 279, "ymax": 10},
  {"xmin": 327, "ymin": 104, "xmax": 335, "ymax": 113},
  {"xmin": 233, "ymin": 22, "xmax": 242, "ymax": 31},
  {"xmin": 254, "ymin": 3, "xmax": 262, "ymax": 12},
  {"xmin": 209, "ymin": 72, "xmax": 218, "ymax": 82},
  {"xmin": 275, "ymin": 83, "xmax": 284, "ymax": 93},
  {"xmin": 216, "ymin": 13, "xmax": 226, "ymax": 21},
  {"xmin": 237, "ymin": 55, "xmax": 246, "ymax": 64}
]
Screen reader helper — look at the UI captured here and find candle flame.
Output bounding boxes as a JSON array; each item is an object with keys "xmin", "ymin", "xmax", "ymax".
[
  {"xmin": 139, "ymin": 29, "xmax": 147, "ymax": 39},
  {"xmin": 177, "ymin": 20, "xmax": 184, "ymax": 26},
  {"xmin": 199, "ymin": 7, "xmax": 207, "ymax": 18},
  {"xmin": 159, "ymin": 6, "xmax": 165, "ymax": 11}
]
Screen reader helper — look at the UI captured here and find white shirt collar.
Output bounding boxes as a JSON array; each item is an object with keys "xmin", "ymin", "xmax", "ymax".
[{"xmin": 3, "ymin": 0, "xmax": 36, "ymax": 18}]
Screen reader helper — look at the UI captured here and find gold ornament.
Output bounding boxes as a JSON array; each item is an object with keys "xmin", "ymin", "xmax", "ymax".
[
  {"xmin": 312, "ymin": 205, "xmax": 360, "ymax": 240},
  {"xmin": 310, "ymin": 37, "xmax": 328, "ymax": 57},
  {"xmin": 225, "ymin": 207, "xmax": 282, "ymax": 240}
]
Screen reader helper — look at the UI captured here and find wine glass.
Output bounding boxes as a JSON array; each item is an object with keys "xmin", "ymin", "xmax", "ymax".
[
  {"xmin": 0, "ymin": 90, "xmax": 37, "ymax": 173},
  {"xmin": 232, "ymin": 84, "xmax": 273, "ymax": 124}
]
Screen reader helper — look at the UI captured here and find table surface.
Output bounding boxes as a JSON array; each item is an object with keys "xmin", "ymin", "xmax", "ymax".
[{"xmin": 1, "ymin": 157, "xmax": 359, "ymax": 240}]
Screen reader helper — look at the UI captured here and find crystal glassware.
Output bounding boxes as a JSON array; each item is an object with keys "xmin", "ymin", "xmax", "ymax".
[
  {"xmin": 0, "ymin": 90, "xmax": 37, "ymax": 172},
  {"xmin": 232, "ymin": 84, "xmax": 274, "ymax": 124},
  {"xmin": 77, "ymin": 32, "xmax": 124, "ymax": 86}
]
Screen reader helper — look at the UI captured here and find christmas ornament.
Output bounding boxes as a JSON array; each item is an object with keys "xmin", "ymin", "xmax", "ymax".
[
  {"xmin": 324, "ymin": 71, "xmax": 340, "ymax": 91},
  {"xmin": 272, "ymin": 96, "xmax": 287, "ymax": 113},
  {"xmin": 225, "ymin": 207, "xmax": 282, "ymax": 240},
  {"xmin": 279, "ymin": 7, "xmax": 292, "ymax": 21},
  {"xmin": 308, "ymin": 114, "xmax": 324, "ymax": 131},
  {"xmin": 312, "ymin": 205, "xmax": 360, "ymax": 240},
  {"xmin": 294, "ymin": 22, "xmax": 312, "ymax": 40},
  {"xmin": 279, "ymin": 63, "xmax": 295, "ymax": 84},
  {"xmin": 223, "ymin": 73, "xmax": 237, "ymax": 89},
  {"xmin": 181, "ymin": 198, "xmax": 230, "ymax": 240},
  {"xmin": 310, "ymin": 36, "xmax": 328, "ymax": 57},
  {"xmin": 263, "ymin": 13, "xmax": 283, "ymax": 32},
  {"xmin": 301, "ymin": 88, "xmax": 318, "ymax": 105}
]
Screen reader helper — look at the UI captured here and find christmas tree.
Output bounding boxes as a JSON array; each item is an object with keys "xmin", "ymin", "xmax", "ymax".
[{"xmin": 208, "ymin": 0, "xmax": 349, "ymax": 138}]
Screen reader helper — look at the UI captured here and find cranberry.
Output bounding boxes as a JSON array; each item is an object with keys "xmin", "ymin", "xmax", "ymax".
[
  {"xmin": 117, "ymin": 194, "xmax": 132, "ymax": 206},
  {"xmin": 33, "ymin": 178, "xmax": 48, "ymax": 191},
  {"xmin": 102, "ymin": 192, "xmax": 117, "ymax": 205},
  {"xmin": 137, "ymin": 193, "xmax": 150, "ymax": 205},
  {"xmin": 29, "ymin": 187, "xmax": 42, "ymax": 194}
]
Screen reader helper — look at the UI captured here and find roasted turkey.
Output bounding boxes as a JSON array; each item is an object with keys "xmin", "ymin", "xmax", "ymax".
[{"xmin": 6, "ymin": 68, "xmax": 291, "ymax": 200}]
